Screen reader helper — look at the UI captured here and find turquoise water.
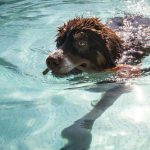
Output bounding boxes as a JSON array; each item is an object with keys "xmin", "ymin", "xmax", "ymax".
[{"xmin": 0, "ymin": 0, "xmax": 150, "ymax": 150}]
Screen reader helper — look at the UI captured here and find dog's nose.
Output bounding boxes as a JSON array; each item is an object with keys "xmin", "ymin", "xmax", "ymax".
[{"xmin": 46, "ymin": 55, "xmax": 61, "ymax": 69}]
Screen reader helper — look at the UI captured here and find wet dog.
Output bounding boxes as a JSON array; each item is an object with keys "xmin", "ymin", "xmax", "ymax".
[
  {"xmin": 43, "ymin": 15, "xmax": 150, "ymax": 78},
  {"xmin": 43, "ymin": 15, "xmax": 150, "ymax": 150}
]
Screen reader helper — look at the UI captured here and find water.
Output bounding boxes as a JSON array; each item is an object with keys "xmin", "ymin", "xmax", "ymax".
[{"xmin": 0, "ymin": 0, "xmax": 150, "ymax": 150}]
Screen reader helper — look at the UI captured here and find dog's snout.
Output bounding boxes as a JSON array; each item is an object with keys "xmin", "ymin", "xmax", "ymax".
[
  {"xmin": 46, "ymin": 55, "xmax": 61, "ymax": 69},
  {"xmin": 46, "ymin": 49, "xmax": 64, "ymax": 70}
]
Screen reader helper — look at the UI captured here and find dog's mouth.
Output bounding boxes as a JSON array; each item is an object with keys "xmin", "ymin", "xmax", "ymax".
[
  {"xmin": 43, "ymin": 60, "xmax": 96, "ymax": 77},
  {"xmin": 43, "ymin": 51, "xmax": 101, "ymax": 77},
  {"xmin": 52, "ymin": 68, "xmax": 82, "ymax": 77},
  {"xmin": 43, "ymin": 63, "xmax": 89, "ymax": 77}
]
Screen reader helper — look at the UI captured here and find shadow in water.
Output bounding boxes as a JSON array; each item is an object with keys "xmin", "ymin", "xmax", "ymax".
[
  {"xmin": 0, "ymin": 57, "xmax": 18, "ymax": 71},
  {"xmin": 60, "ymin": 84, "xmax": 132, "ymax": 150},
  {"xmin": 0, "ymin": 57, "xmax": 39, "ymax": 79}
]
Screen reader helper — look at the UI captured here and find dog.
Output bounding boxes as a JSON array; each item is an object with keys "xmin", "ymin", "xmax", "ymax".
[
  {"xmin": 43, "ymin": 15, "xmax": 150, "ymax": 78},
  {"xmin": 43, "ymin": 15, "xmax": 150, "ymax": 150}
]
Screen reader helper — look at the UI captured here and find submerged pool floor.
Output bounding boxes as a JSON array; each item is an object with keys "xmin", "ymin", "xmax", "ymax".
[{"xmin": 0, "ymin": 0, "xmax": 150, "ymax": 150}]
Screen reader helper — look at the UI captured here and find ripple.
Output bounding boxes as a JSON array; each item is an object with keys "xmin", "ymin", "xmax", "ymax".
[{"xmin": 0, "ymin": 0, "xmax": 150, "ymax": 150}]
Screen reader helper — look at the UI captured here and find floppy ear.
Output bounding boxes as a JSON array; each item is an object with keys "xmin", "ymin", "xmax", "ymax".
[
  {"xmin": 98, "ymin": 30, "xmax": 117, "ymax": 67},
  {"xmin": 85, "ymin": 28, "xmax": 116, "ymax": 68},
  {"xmin": 104, "ymin": 28, "xmax": 123, "ymax": 60}
]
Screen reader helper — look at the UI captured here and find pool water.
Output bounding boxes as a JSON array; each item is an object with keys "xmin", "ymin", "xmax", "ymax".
[{"xmin": 0, "ymin": 0, "xmax": 150, "ymax": 150}]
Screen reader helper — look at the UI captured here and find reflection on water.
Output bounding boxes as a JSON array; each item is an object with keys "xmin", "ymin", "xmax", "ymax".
[
  {"xmin": 0, "ymin": 0, "xmax": 150, "ymax": 150},
  {"xmin": 61, "ymin": 84, "xmax": 132, "ymax": 150}
]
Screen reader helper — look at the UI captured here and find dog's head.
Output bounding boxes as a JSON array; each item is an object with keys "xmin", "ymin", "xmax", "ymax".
[{"xmin": 45, "ymin": 17, "xmax": 122, "ymax": 77}]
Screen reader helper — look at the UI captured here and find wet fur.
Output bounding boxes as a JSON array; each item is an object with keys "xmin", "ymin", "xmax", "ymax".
[
  {"xmin": 56, "ymin": 17, "xmax": 122, "ymax": 69},
  {"xmin": 56, "ymin": 15, "xmax": 150, "ymax": 70},
  {"xmin": 45, "ymin": 15, "xmax": 150, "ymax": 150}
]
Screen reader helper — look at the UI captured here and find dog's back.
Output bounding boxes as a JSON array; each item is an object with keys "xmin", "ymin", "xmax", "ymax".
[{"xmin": 107, "ymin": 15, "xmax": 150, "ymax": 64}]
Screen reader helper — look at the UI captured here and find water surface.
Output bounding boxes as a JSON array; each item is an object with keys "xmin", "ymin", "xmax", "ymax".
[{"xmin": 0, "ymin": 0, "xmax": 150, "ymax": 150}]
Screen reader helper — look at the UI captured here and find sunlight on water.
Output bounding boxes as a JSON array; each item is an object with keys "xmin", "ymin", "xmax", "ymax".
[
  {"xmin": 123, "ymin": 107, "xmax": 147, "ymax": 123},
  {"xmin": 0, "ymin": 0, "xmax": 150, "ymax": 150},
  {"xmin": 133, "ymin": 85, "xmax": 145, "ymax": 102},
  {"xmin": 125, "ymin": 0, "xmax": 150, "ymax": 17}
]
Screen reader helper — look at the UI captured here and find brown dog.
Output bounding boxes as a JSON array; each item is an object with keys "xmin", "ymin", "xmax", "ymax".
[
  {"xmin": 43, "ymin": 15, "xmax": 150, "ymax": 78},
  {"xmin": 43, "ymin": 15, "xmax": 150, "ymax": 150}
]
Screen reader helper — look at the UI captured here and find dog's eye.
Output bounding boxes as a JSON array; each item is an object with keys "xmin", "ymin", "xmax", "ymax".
[{"xmin": 78, "ymin": 41, "xmax": 87, "ymax": 47}]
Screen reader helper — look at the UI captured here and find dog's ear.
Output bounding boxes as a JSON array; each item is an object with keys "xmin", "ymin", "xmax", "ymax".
[
  {"xmin": 84, "ymin": 28, "xmax": 116, "ymax": 68},
  {"xmin": 100, "ymin": 29, "xmax": 122, "ymax": 67},
  {"xmin": 90, "ymin": 26, "xmax": 123, "ymax": 67},
  {"xmin": 104, "ymin": 28, "xmax": 123, "ymax": 60}
]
